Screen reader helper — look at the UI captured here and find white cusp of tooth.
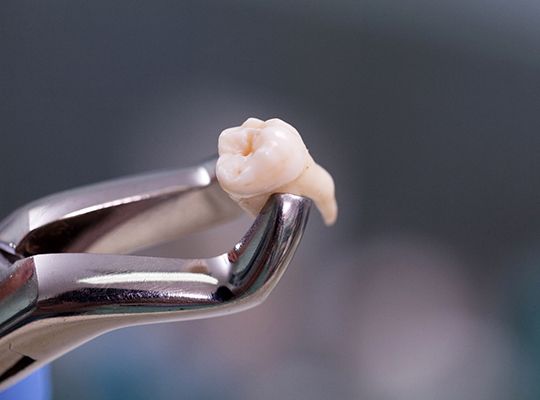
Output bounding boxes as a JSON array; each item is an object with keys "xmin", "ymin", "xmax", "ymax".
[{"xmin": 217, "ymin": 118, "xmax": 308, "ymax": 197}]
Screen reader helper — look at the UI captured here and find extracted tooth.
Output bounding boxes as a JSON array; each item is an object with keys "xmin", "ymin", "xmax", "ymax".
[{"xmin": 216, "ymin": 117, "xmax": 337, "ymax": 225}]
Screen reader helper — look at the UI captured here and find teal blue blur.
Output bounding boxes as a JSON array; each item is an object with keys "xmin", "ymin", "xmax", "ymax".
[
  {"xmin": 0, "ymin": 367, "xmax": 51, "ymax": 400},
  {"xmin": 504, "ymin": 249, "xmax": 540, "ymax": 400}
]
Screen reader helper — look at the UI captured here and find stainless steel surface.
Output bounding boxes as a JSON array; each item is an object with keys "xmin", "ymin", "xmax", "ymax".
[
  {"xmin": 0, "ymin": 158, "xmax": 240, "ymax": 257},
  {"xmin": 0, "ymin": 160, "xmax": 312, "ymax": 390}
]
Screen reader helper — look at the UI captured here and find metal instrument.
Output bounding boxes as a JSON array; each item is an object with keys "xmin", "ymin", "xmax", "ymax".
[{"xmin": 0, "ymin": 158, "xmax": 311, "ymax": 390}]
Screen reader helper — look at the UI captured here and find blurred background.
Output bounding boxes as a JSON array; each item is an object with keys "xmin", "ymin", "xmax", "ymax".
[{"xmin": 2, "ymin": 0, "xmax": 540, "ymax": 398}]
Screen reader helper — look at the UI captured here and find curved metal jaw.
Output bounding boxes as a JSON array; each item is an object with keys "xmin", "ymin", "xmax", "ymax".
[{"xmin": 0, "ymin": 159, "xmax": 311, "ymax": 390}]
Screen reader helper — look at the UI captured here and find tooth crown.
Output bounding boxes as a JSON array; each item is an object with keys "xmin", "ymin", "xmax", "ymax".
[{"xmin": 217, "ymin": 118, "xmax": 309, "ymax": 197}]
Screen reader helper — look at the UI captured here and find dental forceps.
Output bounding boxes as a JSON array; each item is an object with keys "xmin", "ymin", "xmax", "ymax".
[{"xmin": 0, "ymin": 158, "xmax": 311, "ymax": 390}]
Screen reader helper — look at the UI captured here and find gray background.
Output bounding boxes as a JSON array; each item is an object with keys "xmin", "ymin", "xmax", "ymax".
[{"xmin": 2, "ymin": 1, "xmax": 540, "ymax": 399}]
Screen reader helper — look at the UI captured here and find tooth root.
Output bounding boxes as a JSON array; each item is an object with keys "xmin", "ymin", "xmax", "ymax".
[
  {"xmin": 285, "ymin": 156, "xmax": 337, "ymax": 226},
  {"xmin": 230, "ymin": 155, "xmax": 337, "ymax": 226}
]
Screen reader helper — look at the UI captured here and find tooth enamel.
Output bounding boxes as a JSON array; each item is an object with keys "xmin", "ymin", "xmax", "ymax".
[{"xmin": 216, "ymin": 118, "xmax": 338, "ymax": 225}]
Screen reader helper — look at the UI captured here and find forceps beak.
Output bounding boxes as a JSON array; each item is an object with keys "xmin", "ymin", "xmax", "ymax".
[{"xmin": 0, "ymin": 159, "xmax": 311, "ymax": 390}]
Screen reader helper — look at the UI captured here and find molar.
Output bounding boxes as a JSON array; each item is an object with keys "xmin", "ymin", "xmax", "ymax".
[{"xmin": 216, "ymin": 118, "xmax": 337, "ymax": 225}]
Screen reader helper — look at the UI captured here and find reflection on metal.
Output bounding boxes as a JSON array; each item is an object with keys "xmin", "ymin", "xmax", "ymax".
[
  {"xmin": 0, "ymin": 158, "xmax": 311, "ymax": 390},
  {"xmin": 77, "ymin": 272, "xmax": 220, "ymax": 286}
]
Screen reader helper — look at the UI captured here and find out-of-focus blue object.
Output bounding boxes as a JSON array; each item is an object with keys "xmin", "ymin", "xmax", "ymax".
[{"xmin": 0, "ymin": 367, "xmax": 50, "ymax": 400}]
